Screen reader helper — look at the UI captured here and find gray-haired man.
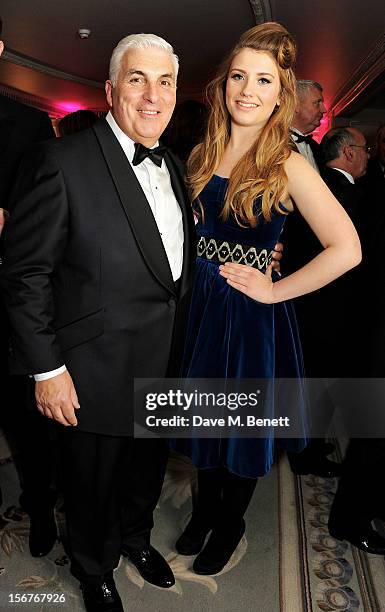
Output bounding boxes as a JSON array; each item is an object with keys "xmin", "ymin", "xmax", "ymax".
[
  {"xmin": 291, "ymin": 79, "xmax": 326, "ymax": 171},
  {"xmin": 1, "ymin": 33, "xmax": 196, "ymax": 611}
]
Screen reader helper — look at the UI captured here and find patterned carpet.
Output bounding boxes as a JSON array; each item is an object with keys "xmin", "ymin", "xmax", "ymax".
[{"xmin": 0, "ymin": 449, "xmax": 384, "ymax": 612}]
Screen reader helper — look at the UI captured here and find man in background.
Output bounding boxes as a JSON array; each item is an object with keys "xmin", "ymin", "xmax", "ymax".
[
  {"xmin": 322, "ymin": 127, "xmax": 385, "ymax": 555},
  {"xmin": 290, "ymin": 79, "xmax": 326, "ymax": 171},
  {"xmin": 318, "ymin": 126, "xmax": 368, "ymax": 376},
  {"xmin": 283, "ymin": 79, "xmax": 341, "ymax": 478},
  {"xmin": 0, "ymin": 17, "xmax": 57, "ymax": 558}
]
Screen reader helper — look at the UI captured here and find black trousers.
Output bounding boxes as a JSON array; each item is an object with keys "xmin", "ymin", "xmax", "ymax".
[
  {"xmin": 1, "ymin": 374, "xmax": 57, "ymax": 513},
  {"xmin": 329, "ymin": 439, "xmax": 385, "ymax": 529},
  {"xmin": 59, "ymin": 429, "xmax": 169, "ymax": 585}
]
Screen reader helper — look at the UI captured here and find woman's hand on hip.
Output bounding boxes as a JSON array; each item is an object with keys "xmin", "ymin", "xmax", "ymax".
[{"xmin": 219, "ymin": 262, "xmax": 275, "ymax": 303}]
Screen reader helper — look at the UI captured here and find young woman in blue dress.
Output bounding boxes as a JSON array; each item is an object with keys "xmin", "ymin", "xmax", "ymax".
[{"xmin": 173, "ymin": 22, "xmax": 361, "ymax": 575}]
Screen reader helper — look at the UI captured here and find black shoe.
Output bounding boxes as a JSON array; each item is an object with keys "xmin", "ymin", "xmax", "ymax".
[
  {"xmin": 122, "ymin": 545, "xmax": 175, "ymax": 588},
  {"xmin": 193, "ymin": 519, "xmax": 245, "ymax": 575},
  {"xmin": 290, "ymin": 456, "xmax": 342, "ymax": 478},
  {"xmin": 329, "ymin": 523, "xmax": 385, "ymax": 555},
  {"xmin": 175, "ymin": 517, "xmax": 212, "ymax": 555},
  {"xmin": 29, "ymin": 508, "xmax": 57, "ymax": 557},
  {"xmin": 80, "ymin": 576, "xmax": 123, "ymax": 612}
]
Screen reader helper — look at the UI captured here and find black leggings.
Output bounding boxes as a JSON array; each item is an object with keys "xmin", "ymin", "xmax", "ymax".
[{"xmin": 193, "ymin": 467, "xmax": 258, "ymax": 527}]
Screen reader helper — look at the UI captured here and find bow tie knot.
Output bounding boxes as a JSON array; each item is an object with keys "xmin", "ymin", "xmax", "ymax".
[
  {"xmin": 132, "ymin": 142, "xmax": 167, "ymax": 167},
  {"xmin": 292, "ymin": 132, "xmax": 315, "ymax": 145}
]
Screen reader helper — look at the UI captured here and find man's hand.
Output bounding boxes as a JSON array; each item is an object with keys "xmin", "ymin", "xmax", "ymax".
[
  {"xmin": 0, "ymin": 208, "xmax": 9, "ymax": 235},
  {"xmin": 35, "ymin": 370, "xmax": 80, "ymax": 426},
  {"xmin": 272, "ymin": 241, "xmax": 283, "ymax": 274}
]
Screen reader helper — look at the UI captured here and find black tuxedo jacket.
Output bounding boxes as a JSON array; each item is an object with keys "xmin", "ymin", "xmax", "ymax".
[
  {"xmin": 0, "ymin": 95, "xmax": 54, "ymax": 376},
  {"xmin": 0, "ymin": 94, "xmax": 55, "ymax": 208},
  {"xmin": 281, "ymin": 165, "xmax": 363, "ymax": 376},
  {"xmin": 321, "ymin": 167, "xmax": 361, "ymax": 228},
  {"xmin": 359, "ymin": 158, "xmax": 385, "ymax": 264},
  {"xmin": 0, "ymin": 119, "xmax": 196, "ymax": 435},
  {"xmin": 358, "ymin": 159, "xmax": 385, "ymax": 374}
]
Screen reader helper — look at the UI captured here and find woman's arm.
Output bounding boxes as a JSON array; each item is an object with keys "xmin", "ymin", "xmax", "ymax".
[{"xmin": 219, "ymin": 151, "xmax": 361, "ymax": 303}]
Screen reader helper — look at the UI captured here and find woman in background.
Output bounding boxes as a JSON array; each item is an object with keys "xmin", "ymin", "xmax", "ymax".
[{"xmin": 173, "ymin": 22, "xmax": 361, "ymax": 575}]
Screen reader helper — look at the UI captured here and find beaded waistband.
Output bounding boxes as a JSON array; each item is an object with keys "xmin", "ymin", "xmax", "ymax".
[{"xmin": 197, "ymin": 236, "xmax": 274, "ymax": 271}]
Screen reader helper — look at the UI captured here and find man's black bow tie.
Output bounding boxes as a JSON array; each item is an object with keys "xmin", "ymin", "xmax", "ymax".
[
  {"xmin": 132, "ymin": 142, "xmax": 167, "ymax": 167},
  {"xmin": 291, "ymin": 132, "xmax": 315, "ymax": 145}
]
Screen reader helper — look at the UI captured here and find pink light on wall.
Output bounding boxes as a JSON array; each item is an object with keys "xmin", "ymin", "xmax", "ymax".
[{"xmin": 55, "ymin": 101, "xmax": 86, "ymax": 116}]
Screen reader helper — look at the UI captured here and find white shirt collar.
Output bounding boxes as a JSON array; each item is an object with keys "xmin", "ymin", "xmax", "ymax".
[
  {"xmin": 331, "ymin": 167, "xmax": 355, "ymax": 184},
  {"xmin": 105, "ymin": 111, "xmax": 159, "ymax": 163},
  {"xmin": 291, "ymin": 128, "xmax": 305, "ymax": 137}
]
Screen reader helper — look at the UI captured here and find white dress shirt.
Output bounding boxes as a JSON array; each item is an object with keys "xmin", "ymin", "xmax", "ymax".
[
  {"xmin": 291, "ymin": 129, "xmax": 319, "ymax": 173},
  {"xmin": 34, "ymin": 112, "xmax": 184, "ymax": 381}
]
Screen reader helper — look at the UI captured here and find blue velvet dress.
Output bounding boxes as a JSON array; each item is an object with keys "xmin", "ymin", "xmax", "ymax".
[{"xmin": 173, "ymin": 174, "xmax": 306, "ymax": 478}]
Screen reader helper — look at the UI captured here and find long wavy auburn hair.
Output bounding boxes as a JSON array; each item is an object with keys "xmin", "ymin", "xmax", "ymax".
[{"xmin": 187, "ymin": 22, "xmax": 297, "ymax": 226}]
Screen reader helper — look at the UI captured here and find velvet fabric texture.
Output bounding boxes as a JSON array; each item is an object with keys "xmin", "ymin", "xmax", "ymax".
[{"xmin": 172, "ymin": 175, "xmax": 307, "ymax": 478}]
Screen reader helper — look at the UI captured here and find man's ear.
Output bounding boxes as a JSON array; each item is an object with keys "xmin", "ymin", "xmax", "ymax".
[
  {"xmin": 0, "ymin": 41, "xmax": 4, "ymax": 57},
  {"xmin": 105, "ymin": 80, "xmax": 113, "ymax": 108},
  {"xmin": 343, "ymin": 144, "xmax": 354, "ymax": 163}
]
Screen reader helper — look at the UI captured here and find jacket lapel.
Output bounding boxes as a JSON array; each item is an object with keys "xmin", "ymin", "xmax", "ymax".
[
  {"xmin": 164, "ymin": 151, "xmax": 196, "ymax": 298},
  {"xmin": 93, "ymin": 119, "xmax": 176, "ymax": 295}
]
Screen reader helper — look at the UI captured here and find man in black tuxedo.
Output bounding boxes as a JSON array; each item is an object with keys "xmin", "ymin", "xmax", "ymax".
[
  {"xmin": 323, "ymin": 127, "xmax": 385, "ymax": 555},
  {"xmin": 1, "ymin": 33, "xmax": 195, "ymax": 611},
  {"xmin": 284, "ymin": 81, "xmax": 326, "ymax": 267},
  {"xmin": 290, "ymin": 79, "xmax": 326, "ymax": 172},
  {"xmin": 0, "ymin": 17, "xmax": 58, "ymax": 557},
  {"xmin": 321, "ymin": 127, "xmax": 368, "ymax": 223},
  {"xmin": 318, "ymin": 126, "xmax": 368, "ymax": 375}
]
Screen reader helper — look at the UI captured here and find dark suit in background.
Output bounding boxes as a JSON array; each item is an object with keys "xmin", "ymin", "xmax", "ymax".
[
  {"xmin": 359, "ymin": 157, "xmax": 385, "ymax": 295},
  {"xmin": 328, "ymin": 161, "xmax": 385, "ymax": 545},
  {"xmin": 0, "ymin": 94, "xmax": 55, "ymax": 524},
  {"xmin": 0, "ymin": 94, "xmax": 55, "ymax": 207},
  {"xmin": 281, "ymin": 138, "xmax": 326, "ymax": 376},
  {"xmin": 319, "ymin": 167, "xmax": 362, "ymax": 375}
]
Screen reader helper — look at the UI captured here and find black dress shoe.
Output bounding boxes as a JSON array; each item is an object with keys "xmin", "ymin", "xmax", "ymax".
[
  {"xmin": 193, "ymin": 519, "xmax": 245, "ymax": 575},
  {"xmin": 29, "ymin": 508, "xmax": 57, "ymax": 557},
  {"xmin": 175, "ymin": 517, "xmax": 212, "ymax": 555},
  {"xmin": 329, "ymin": 523, "xmax": 385, "ymax": 555},
  {"xmin": 290, "ymin": 456, "xmax": 342, "ymax": 478},
  {"xmin": 122, "ymin": 545, "xmax": 175, "ymax": 588},
  {"xmin": 81, "ymin": 575, "xmax": 123, "ymax": 612}
]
